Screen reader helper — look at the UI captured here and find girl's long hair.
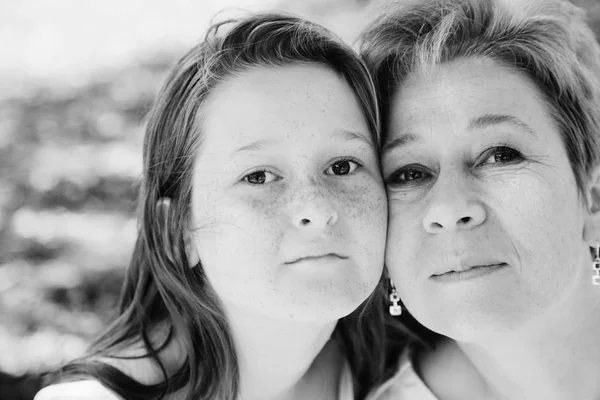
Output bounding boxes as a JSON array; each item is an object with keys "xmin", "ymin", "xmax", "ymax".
[{"xmin": 44, "ymin": 13, "xmax": 416, "ymax": 400}]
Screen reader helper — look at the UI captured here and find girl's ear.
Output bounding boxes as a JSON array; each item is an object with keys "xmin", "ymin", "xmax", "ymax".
[
  {"xmin": 156, "ymin": 198, "xmax": 176, "ymax": 264},
  {"xmin": 156, "ymin": 197, "xmax": 199, "ymax": 268},
  {"xmin": 183, "ymin": 225, "xmax": 200, "ymax": 269},
  {"xmin": 583, "ymin": 166, "xmax": 600, "ymax": 247}
]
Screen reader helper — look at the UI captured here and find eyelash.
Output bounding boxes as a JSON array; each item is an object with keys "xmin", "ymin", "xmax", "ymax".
[
  {"xmin": 326, "ymin": 157, "xmax": 362, "ymax": 176},
  {"xmin": 242, "ymin": 168, "xmax": 280, "ymax": 185},
  {"xmin": 386, "ymin": 164, "xmax": 433, "ymax": 187},
  {"xmin": 386, "ymin": 145, "xmax": 524, "ymax": 188},
  {"xmin": 241, "ymin": 157, "xmax": 363, "ymax": 186},
  {"xmin": 478, "ymin": 145, "xmax": 523, "ymax": 166}
]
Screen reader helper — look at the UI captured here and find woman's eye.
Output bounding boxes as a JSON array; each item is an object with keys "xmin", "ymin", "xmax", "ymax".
[
  {"xmin": 387, "ymin": 165, "xmax": 431, "ymax": 186},
  {"xmin": 243, "ymin": 170, "xmax": 278, "ymax": 185},
  {"xmin": 326, "ymin": 159, "xmax": 360, "ymax": 176},
  {"xmin": 399, "ymin": 169, "xmax": 423, "ymax": 181},
  {"xmin": 481, "ymin": 146, "xmax": 522, "ymax": 165}
]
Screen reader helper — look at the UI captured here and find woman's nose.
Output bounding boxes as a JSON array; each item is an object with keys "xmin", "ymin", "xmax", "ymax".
[{"xmin": 422, "ymin": 177, "xmax": 486, "ymax": 234}]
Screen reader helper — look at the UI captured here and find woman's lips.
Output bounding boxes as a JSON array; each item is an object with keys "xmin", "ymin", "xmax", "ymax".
[{"xmin": 430, "ymin": 263, "xmax": 509, "ymax": 283}]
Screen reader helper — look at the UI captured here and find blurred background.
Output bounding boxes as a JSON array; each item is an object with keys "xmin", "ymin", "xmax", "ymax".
[{"xmin": 0, "ymin": 0, "xmax": 599, "ymax": 399}]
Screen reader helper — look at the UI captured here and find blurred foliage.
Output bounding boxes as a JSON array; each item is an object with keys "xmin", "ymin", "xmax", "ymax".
[
  {"xmin": 0, "ymin": 1, "xmax": 599, "ymax": 399},
  {"xmin": 0, "ymin": 53, "xmax": 176, "ymax": 399}
]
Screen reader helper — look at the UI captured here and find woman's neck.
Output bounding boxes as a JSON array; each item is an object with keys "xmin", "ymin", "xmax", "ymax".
[
  {"xmin": 424, "ymin": 277, "xmax": 600, "ymax": 400},
  {"xmin": 223, "ymin": 301, "xmax": 342, "ymax": 400}
]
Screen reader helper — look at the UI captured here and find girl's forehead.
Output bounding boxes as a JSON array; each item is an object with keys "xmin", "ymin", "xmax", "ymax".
[{"xmin": 197, "ymin": 64, "xmax": 371, "ymax": 155}]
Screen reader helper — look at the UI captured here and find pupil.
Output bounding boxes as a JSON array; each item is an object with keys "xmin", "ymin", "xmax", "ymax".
[
  {"xmin": 248, "ymin": 172, "xmax": 266, "ymax": 184},
  {"xmin": 407, "ymin": 170, "xmax": 421, "ymax": 180},
  {"xmin": 333, "ymin": 161, "xmax": 350, "ymax": 175},
  {"xmin": 495, "ymin": 152, "xmax": 511, "ymax": 162}
]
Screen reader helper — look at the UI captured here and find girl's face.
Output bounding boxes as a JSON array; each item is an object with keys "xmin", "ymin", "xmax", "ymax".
[
  {"xmin": 383, "ymin": 57, "xmax": 590, "ymax": 340},
  {"xmin": 190, "ymin": 64, "xmax": 387, "ymax": 322}
]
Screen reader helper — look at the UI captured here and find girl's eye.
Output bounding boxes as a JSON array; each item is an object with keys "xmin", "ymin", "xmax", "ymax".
[
  {"xmin": 243, "ymin": 170, "xmax": 279, "ymax": 185},
  {"xmin": 481, "ymin": 146, "xmax": 522, "ymax": 165},
  {"xmin": 386, "ymin": 165, "xmax": 432, "ymax": 186},
  {"xmin": 326, "ymin": 159, "xmax": 360, "ymax": 176}
]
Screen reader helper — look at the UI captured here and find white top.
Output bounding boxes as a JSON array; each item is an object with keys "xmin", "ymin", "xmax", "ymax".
[
  {"xmin": 35, "ymin": 360, "xmax": 356, "ymax": 400},
  {"xmin": 34, "ymin": 379, "xmax": 123, "ymax": 400},
  {"xmin": 34, "ymin": 348, "xmax": 438, "ymax": 400},
  {"xmin": 365, "ymin": 347, "xmax": 438, "ymax": 400}
]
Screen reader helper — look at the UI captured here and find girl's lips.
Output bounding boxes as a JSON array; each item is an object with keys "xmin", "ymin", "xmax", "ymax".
[
  {"xmin": 430, "ymin": 263, "xmax": 509, "ymax": 283},
  {"xmin": 285, "ymin": 253, "xmax": 347, "ymax": 265}
]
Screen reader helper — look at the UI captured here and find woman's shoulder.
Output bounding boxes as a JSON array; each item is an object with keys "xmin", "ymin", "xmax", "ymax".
[
  {"xmin": 34, "ymin": 380, "xmax": 123, "ymax": 400},
  {"xmin": 366, "ymin": 345, "xmax": 439, "ymax": 400}
]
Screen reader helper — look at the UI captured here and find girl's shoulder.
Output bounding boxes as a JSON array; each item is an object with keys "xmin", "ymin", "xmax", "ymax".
[
  {"xmin": 34, "ymin": 325, "xmax": 187, "ymax": 400},
  {"xmin": 34, "ymin": 379, "xmax": 122, "ymax": 400}
]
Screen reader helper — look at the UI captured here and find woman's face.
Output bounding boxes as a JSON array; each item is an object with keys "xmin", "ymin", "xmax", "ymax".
[
  {"xmin": 383, "ymin": 57, "xmax": 590, "ymax": 340},
  {"xmin": 190, "ymin": 64, "xmax": 387, "ymax": 322}
]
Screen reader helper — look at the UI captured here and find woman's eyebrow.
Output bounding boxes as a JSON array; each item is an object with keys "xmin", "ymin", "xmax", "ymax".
[
  {"xmin": 382, "ymin": 133, "xmax": 420, "ymax": 154},
  {"xmin": 382, "ymin": 113, "xmax": 538, "ymax": 156},
  {"xmin": 468, "ymin": 114, "xmax": 538, "ymax": 137}
]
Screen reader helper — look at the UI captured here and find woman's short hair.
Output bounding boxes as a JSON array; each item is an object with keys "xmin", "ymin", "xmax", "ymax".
[{"xmin": 360, "ymin": 0, "xmax": 600, "ymax": 196}]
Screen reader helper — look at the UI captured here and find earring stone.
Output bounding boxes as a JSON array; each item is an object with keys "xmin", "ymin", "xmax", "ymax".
[{"xmin": 389, "ymin": 279, "xmax": 402, "ymax": 316}]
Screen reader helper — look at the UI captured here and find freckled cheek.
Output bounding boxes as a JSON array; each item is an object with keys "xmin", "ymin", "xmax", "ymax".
[
  {"xmin": 227, "ymin": 196, "xmax": 291, "ymax": 243},
  {"xmin": 195, "ymin": 192, "xmax": 285, "ymax": 240},
  {"xmin": 340, "ymin": 184, "xmax": 388, "ymax": 232}
]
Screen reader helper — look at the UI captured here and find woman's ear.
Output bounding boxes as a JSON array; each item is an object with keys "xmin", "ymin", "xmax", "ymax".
[
  {"xmin": 583, "ymin": 166, "xmax": 600, "ymax": 247},
  {"xmin": 156, "ymin": 197, "xmax": 200, "ymax": 268}
]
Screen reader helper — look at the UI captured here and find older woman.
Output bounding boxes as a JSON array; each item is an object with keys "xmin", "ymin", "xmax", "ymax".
[{"xmin": 360, "ymin": 0, "xmax": 600, "ymax": 398}]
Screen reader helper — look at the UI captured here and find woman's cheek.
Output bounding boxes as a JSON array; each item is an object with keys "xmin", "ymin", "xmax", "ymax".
[{"xmin": 492, "ymin": 170, "xmax": 582, "ymax": 283}]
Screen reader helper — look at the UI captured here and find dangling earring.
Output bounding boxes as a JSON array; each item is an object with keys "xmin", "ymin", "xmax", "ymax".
[
  {"xmin": 389, "ymin": 279, "xmax": 402, "ymax": 316},
  {"xmin": 593, "ymin": 240, "xmax": 600, "ymax": 285}
]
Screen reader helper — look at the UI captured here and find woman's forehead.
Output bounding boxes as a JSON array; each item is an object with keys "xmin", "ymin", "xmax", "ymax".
[{"xmin": 386, "ymin": 58, "xmax": 550, "ymax": 142}]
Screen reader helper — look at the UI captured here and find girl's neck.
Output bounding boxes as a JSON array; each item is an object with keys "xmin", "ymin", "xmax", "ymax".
[{"xmin": 223, "ymin": 301, "xmax": 342, "ymax": 400}]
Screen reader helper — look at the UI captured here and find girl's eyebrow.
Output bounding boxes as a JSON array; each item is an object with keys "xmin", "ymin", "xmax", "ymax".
[
  {"xmin": 334, "ymin": 129, "xmax": 375, "ymax": 149},
  {"xmin": 232, "ymin": 139, "xmax": 278, "ymax": 155},
  {"xmin": 232, "ymin": 130, "xmax": 374, "ymax": 156}
]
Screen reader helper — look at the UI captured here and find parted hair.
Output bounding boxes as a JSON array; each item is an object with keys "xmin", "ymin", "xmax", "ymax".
[
  {"xmin": 360, "ymin": 0, "xmax": 600, "ymax": 196},
  {"xmin": 43, "ymin": 12, "xmax": 407, "ymax": 400}
]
